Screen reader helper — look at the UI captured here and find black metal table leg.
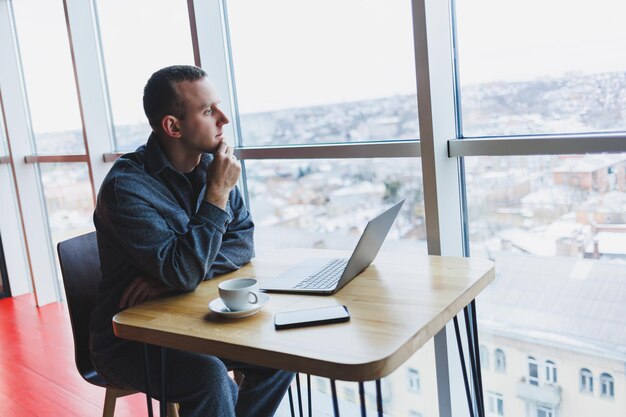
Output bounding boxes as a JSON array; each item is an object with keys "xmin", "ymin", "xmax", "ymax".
[
  {"xmin": 330, "ymin": 379, "xmax": 340, "ymax": 417},
  {"xmin": 307, "ymin": 374, "xmax": 312, "ymax": 417},
  {"xmin": 454, "ymin": 316, "xmax": 475, "ymax": 417},
  {"xmin": 375, "ymin": 379, "xmax": 383, "ymax": 417},
  {"xmin": 358, "ymin": 382, "xmax": 367, "ymax": 417},
  {"xmin": 143, "ymin": 344, "xmax": 154, "ymax": 417},
  {"xmin": 288, "ymin": 386, "xmax": 295, "ymax": 417},
  {"xmin": 468, "ymin": 301, "xmax": 485, "ymax": 415},
  {"xmin": 143, "ymin": 343, "xmax": 154, "ymax": 417},
  {"xmin": 160, "ymin": 347, "xmax": 167, "ymax": 417},
  {"xmin": 295, "ymin": 373, "xmax": 303, "ymax": 417},
  {"xmin": 464, "ymin": 302, "xmax": 485, "ymax": 417}
]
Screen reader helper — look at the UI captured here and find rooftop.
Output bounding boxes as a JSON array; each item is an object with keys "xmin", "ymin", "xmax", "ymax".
[{"xmin": 480, "ymin": 251, "xmax": 626, "ymax": 357}]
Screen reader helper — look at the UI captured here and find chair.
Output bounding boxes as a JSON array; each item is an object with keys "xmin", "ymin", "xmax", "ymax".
[{"xmin": 58, "ymin": 232, "xmax": 179, "ymax": 417}]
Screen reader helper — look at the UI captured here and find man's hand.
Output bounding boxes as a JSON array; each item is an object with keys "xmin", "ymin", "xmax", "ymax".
[
  {"xmin": 204, "ymin": 141, "xmax": 241, "ymax": 209},
  {"xmin": 119, "ymin": 275, "xmax": 170, "ymax": 309}
]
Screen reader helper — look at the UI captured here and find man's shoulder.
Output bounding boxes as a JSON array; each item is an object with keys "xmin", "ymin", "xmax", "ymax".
[{"xmin": 98, "ymin": 147, "xmax": 150, "ymax": 202}]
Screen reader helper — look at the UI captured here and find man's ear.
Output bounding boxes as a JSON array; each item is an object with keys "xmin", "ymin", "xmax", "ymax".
[{"xmin": 161, "ymin": 115, "xmax": 182, "ymax": 139}]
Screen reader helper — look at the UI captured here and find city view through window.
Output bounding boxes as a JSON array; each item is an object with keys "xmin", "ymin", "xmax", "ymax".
[
  {"xmin": 7, "ymin": 0, "xmax": 626, "ymax": 415},
  {"xmin": 29, "ymin": 58, "xmax": 626, "ymax": 417},
  {"xmin": 27, "ymin": 72, "xmax": 626, "ymax": 417}
]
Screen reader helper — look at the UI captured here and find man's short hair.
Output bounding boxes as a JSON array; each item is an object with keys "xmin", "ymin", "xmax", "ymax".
[{"xmin": 143, "ymin": 65, "xmax": 207, "ymax": 130}]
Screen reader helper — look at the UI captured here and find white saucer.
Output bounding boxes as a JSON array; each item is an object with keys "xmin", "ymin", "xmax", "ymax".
[{"xmin": 208, "ymin": 293, "xmax": 270, "ymax": 318}]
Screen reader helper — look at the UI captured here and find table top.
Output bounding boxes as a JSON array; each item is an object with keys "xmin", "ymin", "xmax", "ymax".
[{"xmin": 113, "ymin": 248, "xmax": 494, "ymax": 381}]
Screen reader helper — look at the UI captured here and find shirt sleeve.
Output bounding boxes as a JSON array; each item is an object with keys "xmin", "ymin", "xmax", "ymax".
[
  {"xmin": 97, "ymin": 176, "xmax": 251, "ymax": 291},
  {"xmin": 205, "ymin": 187, "xmax": 255, "ymax": 278}
]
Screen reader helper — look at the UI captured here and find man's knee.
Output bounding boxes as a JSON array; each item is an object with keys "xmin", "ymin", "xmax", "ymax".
[{"xmin": 168, "ymin": 353, "xmax": 239, "ymax": 401}]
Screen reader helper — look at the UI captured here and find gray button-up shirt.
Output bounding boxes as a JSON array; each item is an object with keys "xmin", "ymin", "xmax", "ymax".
[{"xmin": 90, "ymin": 134, "xmax": 254, "ymax": 357}]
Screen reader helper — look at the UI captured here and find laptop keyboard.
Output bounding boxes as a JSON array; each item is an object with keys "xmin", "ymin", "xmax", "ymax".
[{"xmin": 293, "ymin": 258, "xmax": 348, "ymax": 289}]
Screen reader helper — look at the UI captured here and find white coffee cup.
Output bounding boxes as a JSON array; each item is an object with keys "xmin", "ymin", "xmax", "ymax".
[{"xmin": 218, "ymin": 278, "xmax": 260, "ymax": 311}]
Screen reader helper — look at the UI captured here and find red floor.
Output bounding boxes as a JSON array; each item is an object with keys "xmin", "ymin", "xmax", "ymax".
[{"xmin": 0, "ymin": 294, "xmax": 152, "ymax": 416}]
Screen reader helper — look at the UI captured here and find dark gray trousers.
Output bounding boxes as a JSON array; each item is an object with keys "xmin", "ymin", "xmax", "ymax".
[{"xmin": 93, "ymin": 343, "xmax": 295, "ymax": 417}]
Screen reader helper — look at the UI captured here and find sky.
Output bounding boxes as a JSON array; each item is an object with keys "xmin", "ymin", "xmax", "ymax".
[{"xmin": 9, "ymin": 0, "xmax": 626, "ymax": 133}]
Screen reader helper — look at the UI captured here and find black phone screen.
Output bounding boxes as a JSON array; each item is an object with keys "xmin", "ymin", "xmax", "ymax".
[{"xmin": 274, "ymin": 305, "xmax": 350, "ymax": 330}]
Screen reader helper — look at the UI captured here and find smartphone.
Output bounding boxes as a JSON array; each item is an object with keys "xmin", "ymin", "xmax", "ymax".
[{"xmin": 274, "ymin": 305, "xmax": 350, "ymax": 330}]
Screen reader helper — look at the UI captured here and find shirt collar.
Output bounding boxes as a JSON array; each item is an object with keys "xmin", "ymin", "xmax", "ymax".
[
  {"xmin": 145, "ymin": 133, "xmax": 172, "ymax": 176},
  {"xmin": 145, "ymin": 132, "xmax": 214, "ymax": 176}
]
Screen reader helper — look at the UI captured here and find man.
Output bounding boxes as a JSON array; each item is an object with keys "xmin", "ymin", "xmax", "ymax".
[{"xmin": 90, "ymin": 65, "xmax": 294, "ymax": 417}]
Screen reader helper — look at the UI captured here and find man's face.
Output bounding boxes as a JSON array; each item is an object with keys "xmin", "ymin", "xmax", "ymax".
[{"xmin": 175, "ymin": 77, "xmax": 229, "ymax": 154}]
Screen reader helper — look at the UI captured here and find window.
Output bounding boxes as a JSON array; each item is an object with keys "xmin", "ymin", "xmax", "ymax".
[
  {"xmin": 246, "ymin": 158, "xmax": 426, "ymax": 257},
  {"xmin": 537, "ymin": 405, "xmax": 553, "ymax": 417},
  {"xmin": 407, "ymin": 368, "xmax": 421, "ymax": 393},
  {"xmin": 12, "ymin": 0, "xmax": 84, "ymax": 154},
  {"xmin": 39, "ymin": 163, "xmax": 95, "ymax": 279},
  {"xmin": 600, "ymin": 373, "xmax": 614, "ymax": 398},
  {"xmin": 343, "ymin": 386, "xmax": 356, "ymax": 403},
  {"xmin": 487, "ymin": 392, "xmax": 504, "ymax": 416},
  {"xmin": 480, "ymin": 345, "xmax": 489, "ymax": 369},
  {"xmin": 494, "ymin": 349, "xmax": 506, "ymax": 373},
  {"xmin": 468, "ymin": 153, "xmax": 626, "ymax": 412},
  {"xmin": 95, "ymin": 0, "xmax": 195, "ymax": 151},
  {"xmin": 455, "ymin": 0, "xmax": 626, "ymax": 136},
  {"xmin": 580, "ymin": 368, "xmax": 594, "ymax": 393},
  {"xmin": 314, "ymin": 376, "xmax": 327, "ymax": 394},
  {"xmin": 545, "ymin": 360, "xmax": 557, "ymax": 384},
  {"xmin": 226, "ymin": 0, "xmax": 419, "ymax": 146},
  {"xmin": 528, "ymin": 357, "xmax": 539, "ymax": 386}
]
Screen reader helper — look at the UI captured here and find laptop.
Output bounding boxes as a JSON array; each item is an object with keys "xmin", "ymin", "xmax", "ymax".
[{"xmin": 260, "ymin": 199, "xmax": 405, "ymax": 294}]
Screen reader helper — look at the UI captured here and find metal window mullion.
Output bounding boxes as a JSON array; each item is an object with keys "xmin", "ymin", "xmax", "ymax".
[
  {"xmin": 236, "ymin": 140, "xmax": 421, "ymax": 160},
  {"xmin": 63, "ymin": 0, "xmax": 115, "ymax": 193},
  {"xmin": 0, "ymin": 0, "xmax": 59, "ymax": 305},
  {"xmin": 449, "ymin": 134, "xmax": 626, "ymax": 157},
  {"xmin": 412, "ymin": 1, "xmax": 468, "ymax": 417}
]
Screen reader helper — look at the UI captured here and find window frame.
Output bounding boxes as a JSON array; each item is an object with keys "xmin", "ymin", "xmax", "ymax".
[
  {"xmin": 580, "ymin": 368, "xmax": 594, "ymax": 393},
  {"xmin": 494, "ymin": 349, "xmax": 506, "ymax": 373},
  {"xmin": 528, "ymin": 356, "xmax": 539, "ymax": 386},
  {"xmin": 407, "ymin": 367, "xmax": 422, "ymax": 393},
  {"xmin": 545, "ymin": 360, "xmax": 557, "ymax": 385},
  {"xmin": 487, "ymin": 391, "xmax": 504, "ymax": 417},
  {"xmin": 600, "ymin": 372, "xmax": 615, "ymax": 399},
  {"xmin": 480, "ymin": 345, "xmax": 490, "ymax": 370},
  {"xmin": 536, "ymin": 405, "xmax": 554, "ymax": 417}
]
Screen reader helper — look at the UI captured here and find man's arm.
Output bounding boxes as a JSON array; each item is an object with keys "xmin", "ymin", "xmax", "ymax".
[
  {"xmin": 206, "ymin": 187, "xmax": 255, "ymax": 278},
  {"xmin": 119, "ymin": 275, "xmax": 171, "ymax": 308},
  {"xmin": 97, "ymin": 181, "xmax": 231, "ymax": 292},
  {"xmin": 97, "ymin": 142, "xmax": 245, "ymax": 292}
]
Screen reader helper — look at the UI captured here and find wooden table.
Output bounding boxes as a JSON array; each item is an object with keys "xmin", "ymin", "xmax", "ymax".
[{"xmin": 113, "ymin": 248, "xmax": 494, "ymax": 416}]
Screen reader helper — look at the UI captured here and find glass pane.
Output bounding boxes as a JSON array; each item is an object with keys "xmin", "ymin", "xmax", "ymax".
[
  {"xmin": 227, "ymin": 0, "xmax": 419, "ymax": 146},
  {"xmin": 95, "ymin": 0, "xmax": 195, "ymax": 151},
  {"xmin": 456, "ymin": 0, "xmax": 626, "ymax": 137},
  {"xmin": 247, "ymin": 157, "xmax": 427, "ymax": 416},
  {"xmin": 246, "ymin": 158, "xmax": 426, "ymax": 257},
  {"xmin": 12, "ymin": 0, "xmax": 85, "ymax": 154},
  {"xmin": 466, "ymin": 153, "xmax": 626, "ymax": 416},
  {"xmin": 39, "ymin": 163, "xmax": 95, "ymax": 257},
  {"xmin": 279, "ymin": 341, "xmax": 437, "ymax": 417}
]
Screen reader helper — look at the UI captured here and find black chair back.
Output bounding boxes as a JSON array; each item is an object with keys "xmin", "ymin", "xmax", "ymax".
[{"xmin": 57, "ymin": 231, "xmax": 106, "ymax": 386}]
